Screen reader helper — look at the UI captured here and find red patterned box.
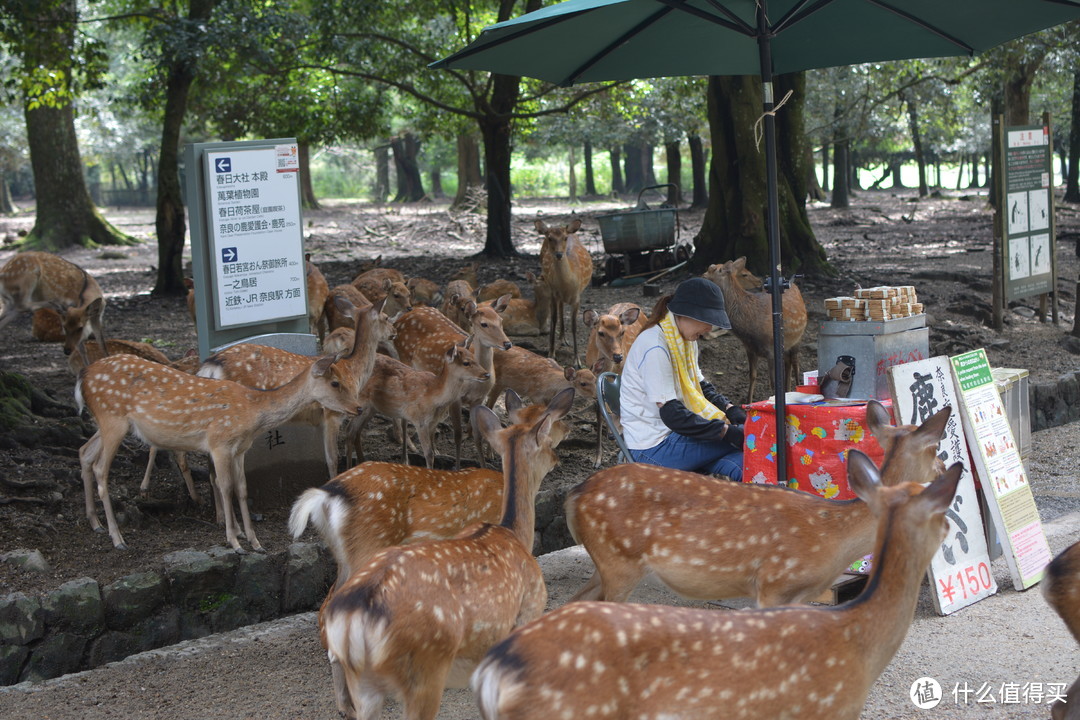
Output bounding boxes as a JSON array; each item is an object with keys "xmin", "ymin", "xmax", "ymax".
[{"xmin": 742, "ymin": 400, "xmax": 891, "ymax": 500}]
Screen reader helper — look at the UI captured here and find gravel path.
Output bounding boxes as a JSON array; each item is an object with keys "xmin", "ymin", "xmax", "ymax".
[{"xmin": 2, "ymin": 424, "xmax": 1078, "ymax": 720}]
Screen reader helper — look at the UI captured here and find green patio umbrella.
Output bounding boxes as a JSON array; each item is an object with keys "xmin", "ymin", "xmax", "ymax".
[{"xmin": 432, "ymin": 0, "xmax": 1080, "ymax": 483}]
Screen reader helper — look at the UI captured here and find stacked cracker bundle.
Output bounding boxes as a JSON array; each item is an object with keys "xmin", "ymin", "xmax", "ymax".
[{"xmin": 824, "ymin": 286, "xmax": 923, "ymax": 322}]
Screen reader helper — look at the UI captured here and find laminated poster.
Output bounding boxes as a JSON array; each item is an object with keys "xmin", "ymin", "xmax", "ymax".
[
  {"xmin": 888, "ymin": 356, "xmax": 998, "ymax": 615},
  {"xmin": 950, "ymin": 349, "xmax": 1051, "ymax": 590}
]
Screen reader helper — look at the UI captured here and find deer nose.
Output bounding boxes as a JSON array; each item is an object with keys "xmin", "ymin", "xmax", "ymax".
[
  {"xmin": 62, "ymin": 346, "xmax": 72, "ymax": 356},
  {"xmin": 555, "ymin": 252, "xmax": 564, "ymax": 260},
  {"xmin": 612, "ymin": 353, "xmax": 623, "ymax": 364},
  {"xmin": 502, "ymin": 341, "xmax": 512, "ymax": 350},
  {"xmin": 481, "ymin": 372, "xmax": 491, "ymax": 381}
]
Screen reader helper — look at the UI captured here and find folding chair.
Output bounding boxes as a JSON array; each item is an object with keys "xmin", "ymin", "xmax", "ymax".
[{"xmin": 596, "ymin": 371, "xmax": 632, "ymax": 464}]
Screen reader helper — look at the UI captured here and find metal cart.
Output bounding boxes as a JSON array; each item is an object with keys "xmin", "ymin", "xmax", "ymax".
[{"xmin": 596, "ymin": 184, "xmax": 692, "ymax": 283}]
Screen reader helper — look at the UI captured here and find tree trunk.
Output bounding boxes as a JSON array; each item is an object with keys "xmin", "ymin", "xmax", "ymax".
[
  {"xmin": 623, "ymin": 143, "xmax": 645, "ymax": 195},
  {"xmin": 664, "ymin": 141, "xmax": 682, "ymax": 206},
  {"xmin": 609, "ymin": 146, "xmax": 625, "ymax": 195},
  {"xmin": 688, "ymin": 134, "xmax": 708, "ymax": 208},
  {"xmin": 1065, "ymin": 69, "xmax": 1080, "ymax": 204},
  {"xmin": 820, "ymin": 143, "xmax": 830, "ymax": 192},
  {"xmin": 904, "ymin": 94, "xmax": 928, "ymax": 197},
  {"xmin": 806, "ymin": 145, "xmax": 826, "ymax": 202},
  {"xmin": 391, "ymin": 133, "xmax": 425, "ymax": 202},
  {"xmin": 298, "ymin": 141, "xmax": 320, "ymax": 210},
  {"xmin": 478, "ymin": 66, "xmax": 522, "ymax": 257},
  {"xmin": 831, "ymin": 139, "xmax": 850, "ymax": 208},
  {"xmin": 20, "ymin": 0, "xmax": 131, "ymax": 251},
  {"xmin": 373, "ymin": 144, "xmax": 390, "ymax": 203},
  {"xmin": 583, "ymin": 140, "xmax": 597, "ymax": 196},
  {"xmin": 644, "ymin": 144, "xmax": 658, "ymax": 187},
  {"xmin": 693, "ymin": 74, "xmax": 829, "ymax": 276},
  {"xmin": 451, "ymin": 134, "xmax": 482, "ymax": 209},
  {"xmin": 568, "ymin": 145, "xmax": 578, "ymax": 203},
  {"xmin": 430, "ymin": 168, "xmax": 444, "ymax": 199},
  {"xmin": 0, "ymin": 170, "xmax": 13, "ymax": 214}
]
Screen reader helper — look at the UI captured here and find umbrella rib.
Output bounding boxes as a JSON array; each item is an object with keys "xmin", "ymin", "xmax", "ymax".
[
  {"xmin": 771, "ymin": 0, "xmax": 836, "ymax": 34},
  {"xmin": 861, "ymin": 0, "xmax": 975, "ymax": 54},
  {"xmin": 562, "ymin": 5, "xmax": 677, "ymax": 85},
  {"xmin": 678, "ymin": 0, "xmax": 756, "ymax": 35},
  {"xmin": 429, "ymin": 8, "xmax": 595, "ymax": 68}
]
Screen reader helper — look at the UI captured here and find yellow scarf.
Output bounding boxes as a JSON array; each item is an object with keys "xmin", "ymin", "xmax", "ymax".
[{"xmin": 659, "ymin": 311, "xmax": 726, "ymax": 421}]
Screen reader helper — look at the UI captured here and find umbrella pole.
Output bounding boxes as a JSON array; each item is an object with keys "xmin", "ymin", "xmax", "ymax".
[{"xmin": 757, "ymin": 7, "xmax": 788, "ymax": 487}]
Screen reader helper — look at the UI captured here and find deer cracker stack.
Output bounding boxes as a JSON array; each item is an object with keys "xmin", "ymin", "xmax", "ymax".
[{"xmin": 824, "ymin": 285, "xmax": 923, "ymax": 322}]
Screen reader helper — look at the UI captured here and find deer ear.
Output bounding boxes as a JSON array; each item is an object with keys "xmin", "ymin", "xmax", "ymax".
[
  {"xmin": 504, "ymin": 388, "xmax": 524, "ymax": 415},
  {"xmin": 591, "ymin": 359, "xmax": 605, "ymax": 375},
  {"xmin": 847, "ymin": 449, "xmax": 884, "ymax": 513},
  {"xmin": 473, "ymin": 404, "xmax": 504, "ymax": 445},
  {"xmin": 914, "ymin": 404, "xmax": 952, "ymax": 449},
  {"xmin": 494, "ymin": 294, "xmax": 511, "ymax": 313},
  {"xmin": 865, "ymin": 400, "xmax": 899, "ymax": 451},
  {"xmin": 546, "ymin": 386, "xmax": 575, "ymax": 420},
  {"xmin": 582, "ymin": 309, "xmax": 598, "ymax": 327},
  {"xmin": 534, "ymin": 219, "xmax": 547, "ymax": 234},
  {"xmin": 464, "ymin": 300, "xmax": 478, "ymax": 316},
  {"xmin": 918, "ymin": 462, "xmax": 963, "ymax": 512},
  {"xmin": 85, "ymin": 297, "xmax": 104, "ymax": 316},
  {"xmin": 568, "ymin": 218, "xmax": 582, "ymax": 233},
  {"xmin": 564, "ymin": 366, "xmax": 576, "ymax": 382},
  {"xmin": 620, "ymin": 307, "xmax": 641, "ymax": 325},
  {"xmin": 373, "ymin": 296, "xmax": 388, "ymax": 314},
  {"xmin": 333, "ymin": 294, "xmax": 356, "ymax": 319},
  {"xmin": 310, "ymin": 356, "xmax": 336, "ymax": 377}
]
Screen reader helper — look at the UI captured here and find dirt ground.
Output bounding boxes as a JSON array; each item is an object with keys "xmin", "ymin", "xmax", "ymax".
[{"xmin": 2, "ymin": 188, "xmax": 1080, "ymax": 598}]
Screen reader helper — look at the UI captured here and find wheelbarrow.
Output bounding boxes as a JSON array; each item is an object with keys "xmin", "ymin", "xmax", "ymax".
[{"xmin": 596, "ymin": 183, "xmax": 692, "ymax": 284}]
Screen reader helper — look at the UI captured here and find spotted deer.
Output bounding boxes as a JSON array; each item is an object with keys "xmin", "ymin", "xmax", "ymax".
[
  {"xmin": 440, "ymin": 279, "xmax": 476, "ymax": 330},
  {"xmin": 68, "ymin": 338, "xmax": 201, "ymax": 506},
  {"xmin": 344, "ymin": 344, "xmax": 491, "ymax": 468},
  {"xmin": 487, "ymin": 345, "xmax": 598, "ymax": 408},
  {"xmin": 394, "ymin": 302, "xmax": 512, "ymax": 467},
  {"xmin": 0, "ymin": 251, "xmax": 108, "ymax": 362},
  {"xmin": 1043, "ymin": 540, "xmax": 1080, "ymax": 720},
  {"xmin": 478, "ymin": 272, "xmax": 551, "ymax": 336},
  {"xmin": 305, "ymin": 254, "xmax": 330, "ymax": 341},
  {"xmin": 478, "ymin": 278, "xmax": 522, "ymax": 302},
  {"xmin": 449, "ymin": 261, "xmax": 479, "ymax": 289},
  {"xmin": 320, "ymin": 388, "xmax": 573, "ymax": 720},
  {"xmin": 75, "ymin": 303, "xmax": 383, "ymax": 551},
  {"xmin": 704, "ymin": 256, "xmax": 807, "ymax": 403},
  {"xmin": 473, "ymin": 453, "xmax": 963, "ymax": 720},
  {"xmin": 406, "ymin": 276, "xmax": 443, "ymax": 307},
  {"xmin": 567, "ymin": 400, "xmax": 950, "ymax": 606},
  {"xmin": 537, "ymin": 219, "xmax": 592, "ymax": 361},
  {"xmin": 198, "ymin": 298, "xmax": 394, "ymax": 479},
  {"xmin": 582, "ymin": 302, "xmax": 646, "ymax": 466}
]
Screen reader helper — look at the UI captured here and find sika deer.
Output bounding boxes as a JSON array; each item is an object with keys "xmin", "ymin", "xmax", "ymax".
[
  {"xmin": 198, "ymin": 298, "xmax": 395, "ymax": 479},
  {"xmin": 32, "ymin": 307, "xmax": 64, "ymax": 342},
  {"xmin": 0, "ymin": 251, "xmax": 108, "ymax": 362},
  {"xmin": 1044, "ymin": 540, "xmax": 1080, "ymax": 720},
  {"xmin": 705, "ymin": 256, "xmax": 807, "ymax": 403},
  {"xmin": 478, "ymin": 272, "xmax": 550, "ymax": 336},
  {"xmin": 487, "ymin": 345, "xmax": 599, "ymax": 407},
  {"xmin": 440, "ymin": 279, "xmax": 476, "ymax": 330},
  {"xmin": 75, "ymin": 304, "xmax": 382, "ymax": 551},
  {"xmin": 582, "ymin": 302, "xmax": 646, "ymax": 467},
  {"xmin": 473, "ymin": 454, "xmax": 963, "ymax": 720},
  {"xmin": 320, "ymin": 388, "xmax": 573, "ymax": 720},
  {"xmin": 478, "ymin": 278, "xmax": 522, "ymax": 302},
  {"xmin": 394, "ymin": 303, "xmax": 512, "ymax": 467},
  {"xmin": 406, "ymin": 276, "xmax": 443, "ymax": 307},
  {"xmin": 305, "ymin": 254, "xmax": 330, "ymax": 341},
  {"xmin": 567, "ymin": 400, "xmax": 950, "ymax": 606},
  {"xmin": 345, "ymin": 344, "xmax": 491, "ymax": 468},
  {"xmin": 537, "ymin": 218, "xmax": 592, "ymax": 361}
]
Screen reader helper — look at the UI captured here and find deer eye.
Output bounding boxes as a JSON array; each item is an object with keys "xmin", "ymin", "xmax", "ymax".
[
  {"xmin": 331, "ymin": 380, "xmax": 340, "ymax": 388},
  {"xmin": 463, "ymin": 360, "xmax": 471, "ymax": 366},
  {"xmin": 480, "ymin": 322, "xmax": 489, "ymax": 328}
]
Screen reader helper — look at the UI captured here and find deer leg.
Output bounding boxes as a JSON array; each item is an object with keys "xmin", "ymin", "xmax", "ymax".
[
  {"xmin": 569, "ymin": 569, "xmax": 605, "ymax": 602},
  {"xmin": 79, "ymin": 431, "xmax": 105, "ymax": 533},
  {"xmin": 211, "ymin": 450, "xmax": 244, "ymax": 552},
  {"xmin": 788, "ymin": 348, "xmax": 801, "ymax": 393},
  {"xmin": 593, "ymin": 403, "xmax": 605, "ymax": 468},
  {"xmin": 90, "ymin": 428, "xmax": 128, "ymax": 550},
  {"xmin": 232, "ymin": 454, "xmax": 262, "ymax": 552},
  {"xmin": 419, "ymin": 422, "xmax": 436, "ymax": 469},
  {"xmin": 450, "ymin": 400, "xmax": 463, "ymax": 470},
  {"xmin": 570, "ymin": 302, "xmax": 580, "ymax": 365},
  {"xmin": 548, "ymin": 300, "xmax": 558, "ymax": 357},
  {"xmin": 401, "ymin": 663, "xmax": 453, "ymax": 720},
  {"xmin": 322, "ymin": 410, "xmax": 342, "ymax": 478},
  {"xmin": 343, "ymin": 667, "xmax": 387, "ymax": 720},
  {"xmin": 139, "ymin": 446, "xmax": 158, "ymax": 497},
  {"xmin": 346, "ymin": 407, "xmax": 376, "ymax": 467},
  {"xmin": 172, "ymin": 451, "xmax": 201, "ymax": 505},
  {"xmin": 745, "ymin": 351, "xmax": 759, "ymax": 404}
]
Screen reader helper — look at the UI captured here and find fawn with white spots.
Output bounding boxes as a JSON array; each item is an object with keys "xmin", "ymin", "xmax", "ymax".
[
  {"xmin": 68, "ymin": 338, "xmax": 200, "ymax": 505},
  {"xmin": 344, "ymin": 343, "xmax": 491, "ymax": 468},
  {"xmin": 473, "ymin": 437, "xmax": 963, "ymax": 720},
  {"xmin": 1043, "ymin": 540, "xmax": 1080, "ymax": 719},
  {"xmin": 0, "ymin": 251, "xmax": 108, "ymax": 362},
  {"xmin": 197, "ymin": 297, "xmax": 395, "ymax": 479},
  {"xmin": 567, "ymin": 400, "xmax": 950, "ymax": 607},
  {"xmin": 537, "ymin": 218, "xmax": 593, "ymax": 362},
  {"xmin": 582, "ymin": 301, "xmax": 646, "ymax": 466},
  {"xmin": 75, "ymin": 302, "xmax": 387, "ymax": 552},
  {"xmin": 704, "ymin": 256, "xmax": 807, "ymax": 403},
  {"xmin": 320, "ymin": 388, "xmax": 574, "ymax": 720},
  {"xmin": 394, "ymin": 302, "xmax": 512, "ymax": 468},
  {"xmin": 290, "ymin": 390, "xmax": 568, "ymax": 715}
]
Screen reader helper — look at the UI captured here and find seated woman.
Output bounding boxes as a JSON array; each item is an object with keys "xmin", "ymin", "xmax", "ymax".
[{"xmin": 619, "ymin": 277, "xmax": 746, "ymax": 480}]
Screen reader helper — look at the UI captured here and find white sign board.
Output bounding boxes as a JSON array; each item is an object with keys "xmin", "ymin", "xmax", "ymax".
[
  {"xmin": 205, "ymin": 143, "xmax": 306, "ymax": 329},
  {"xmin": 888, "ymin": 356, "xmax": 998, "ymax": 615},
  {"xmin": 951, "ymin": 349, "xmax": 1051, "ymax": 590}
]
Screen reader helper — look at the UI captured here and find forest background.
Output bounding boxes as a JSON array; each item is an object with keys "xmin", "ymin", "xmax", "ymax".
[{"xmin": 0, "ymin": 0, "xmax": 1078, "ymax": 289}]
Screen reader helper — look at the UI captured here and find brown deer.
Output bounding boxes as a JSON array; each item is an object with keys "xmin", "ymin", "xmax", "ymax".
[
  {"xmin": 537, "ymin": 219, "xmax": 592, "ymax": 361},
  {"xmin": 350, "ymin": 266, "xmax": 405, "ymax": 288},
  {"xmin": 487, "ymin": 345, "xmax": 599, "ymax": 407},
  {"xmin": 320, "ymin": 388, "xmax": 573, "ymax": 720},
  {"xmin": 440, "ymin": 279, "xmax": 476, "ymax": 330},
  {"xmin": 1044, "ymin": 540, "xmax": 1080, "ymax": 720},
  {"xmin": 0, "ymin": 251, "xmax": 108, "ymax": 362},
  {"xmin": 472, "ymin": 453, "xmax": 963, "ymax": 720},
  {"xmin": 344, "ymin": 344, "xmax": 491, "ymax": 468},
  {"xmin": 449, "ymin": 261, "xmax": 479, "ymax": 289},
  {"xmin": 68, "ymin": 338, "xmax": 201, "ymax": 506},
  {"xmin": 183, "ymin": 278, "xmax": 197, "ymax": 329},
  {"xmin": 478, "ymin": 278, "xmax": 522, "ymax": 302},
  {"xmin": 582, "ymin": 302, "xmax": 647, "ymax": 466},
  {"xmin": 353, "ymin": 276, "xmax": 412, "ymax": 319},
  {"xmin": 567, "ymin": 400, "xmax": 950, "ymax": 606},
  {"xmin": 478, "ymin": 272, "xmax": 550, "ymax": 336},
  {"xmin": 704, "ymin": 256, "xmax": 807, "ymax": 403},
  {"xmin": 75, "ymin": 303, "xmax": 385, "ymax": 551},
  {"xmin": 406, "ymin": 276, "xmax": 443, "ymax": 307},
  {"xmin": 31, "ymin": 307, "xmax": 64, "ymax": 342},
  {"xmin": 394, "ymin": 302, "xmax": 512, "ymax": 467},
  {"xmin": 198, "ymin": 297, "xmax": 395, "ymax": 479},
  {"xmin": 305, "ymin": 254, "xmax": 330, "ymax": 341}
]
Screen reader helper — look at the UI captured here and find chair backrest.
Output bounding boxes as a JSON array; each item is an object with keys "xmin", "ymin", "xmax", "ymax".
[{"xmin": 596, "ymin": 371, "xmax": 631, "ymax": 463}]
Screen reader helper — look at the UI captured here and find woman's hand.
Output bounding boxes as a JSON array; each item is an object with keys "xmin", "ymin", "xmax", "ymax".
[
  {"xmin": 725, "ymin": 404, "xmax": 747, "ymax": 424},
  {"xmin": 721, "ymin": 423, "xmax": 744, "ymax": 447}
]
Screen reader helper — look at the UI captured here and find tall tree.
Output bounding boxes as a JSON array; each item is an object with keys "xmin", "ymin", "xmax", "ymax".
[
  {"xmin": 1, "ymin": 0, "xmax": 132, "ymax": 250},
  {"xmin": 1066, "ymin": 69, "xmax": 1080, "ymax": 204},
  {"xmin": 693, "ymin": 73, "xmax": 830, "ymax": 276}
]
